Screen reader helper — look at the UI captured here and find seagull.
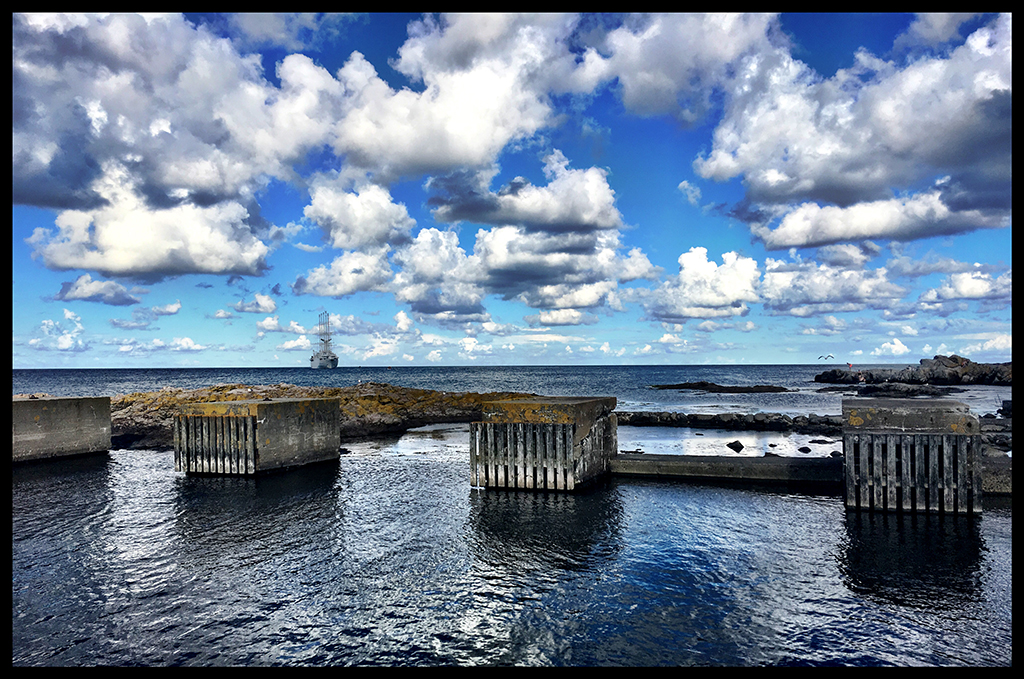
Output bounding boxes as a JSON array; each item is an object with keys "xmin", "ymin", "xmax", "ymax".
[{"xmin": 818, "ymin": 354, "xmax": 834, "ymax": 360}]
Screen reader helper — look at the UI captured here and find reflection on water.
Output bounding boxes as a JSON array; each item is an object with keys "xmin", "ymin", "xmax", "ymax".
[
  {"xmin": 840, "ymin": 511, "xmax": 984, "ymax": 609},
  {"xmin": 468, "ymin": 484, "xmax": 625, "ymax": 574},
  {"xmin": 12, "ymin": 431, "xmax": 1012, "ymax": 667}
]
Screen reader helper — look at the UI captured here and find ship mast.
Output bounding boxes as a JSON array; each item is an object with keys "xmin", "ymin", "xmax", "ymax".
[{"xmin": 318, "ymin": 311, "xmax": 332, "ymax": 352}]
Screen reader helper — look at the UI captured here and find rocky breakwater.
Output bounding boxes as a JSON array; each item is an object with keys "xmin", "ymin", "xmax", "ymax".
[
  {"xmin": 616, "ymin": 410, "xmax": 845, "ymax": 436},
  {"xmin": 109, "ymin": 382, "xmax": 537, "ymax": 450}
]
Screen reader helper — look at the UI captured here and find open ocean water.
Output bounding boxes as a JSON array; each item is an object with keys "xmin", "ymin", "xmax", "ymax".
[{"xmin": 12, "ymin": 366, "xmax": 1012, "ymax": 666}]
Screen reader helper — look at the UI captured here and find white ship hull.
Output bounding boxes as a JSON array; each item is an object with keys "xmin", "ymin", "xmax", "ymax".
[{"xmin": 311, "ymin": 351, "xmax": 339, "ymax": 369}]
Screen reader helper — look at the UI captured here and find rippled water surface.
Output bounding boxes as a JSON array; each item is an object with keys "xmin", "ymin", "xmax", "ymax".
[{"xmin": 13, "ymin": 424, "xmax": 1012, "ymax": 666}]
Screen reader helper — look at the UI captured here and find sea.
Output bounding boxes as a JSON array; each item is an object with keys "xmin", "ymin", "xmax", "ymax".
[{"xmin": 11, "ymin": 365, "xmax": 1013, "ymax": 666}]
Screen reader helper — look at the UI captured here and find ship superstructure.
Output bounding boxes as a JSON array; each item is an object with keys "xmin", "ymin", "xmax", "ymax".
[{"xmin": 310, "ymin": 311, "xmax": 339, "ymax": 369}]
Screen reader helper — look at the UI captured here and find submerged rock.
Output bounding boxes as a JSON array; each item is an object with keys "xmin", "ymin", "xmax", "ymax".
[{"xmin": 650, "ymin": 381, "xmax": 793, "ymax": 393}]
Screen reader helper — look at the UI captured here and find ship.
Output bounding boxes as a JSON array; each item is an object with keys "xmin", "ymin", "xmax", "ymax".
[{"xmin": 310, "ymin": 311, "xmax": 339, "ymax": 369}]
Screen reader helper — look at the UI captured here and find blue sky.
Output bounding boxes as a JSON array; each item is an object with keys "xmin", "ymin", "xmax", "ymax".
[{"xmin": 12, "ymin": 13, "xmax": 1012, "ymax": 368}]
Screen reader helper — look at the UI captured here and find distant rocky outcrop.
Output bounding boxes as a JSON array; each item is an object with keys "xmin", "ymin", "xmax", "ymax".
[
  {"xmin": 650, "ymin": 381, "xmax": 793, "ymax": 393},
  {"xmin": 815, "ymin": 355, "xmax": 1011, "ymax": 386}
]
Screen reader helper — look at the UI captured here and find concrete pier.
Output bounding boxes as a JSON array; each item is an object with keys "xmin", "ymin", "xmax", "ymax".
[
  {"xmin": 842, "ymin": 399, "xmax": 982, "ymax": 513},
  {"xmin": 174, "ymin": 398, "xmax": 341, "ymax": 475},
  {"xmin": 470, "ymin": 397, "xmax": 617, "ymax": 491},
  {"xmin": 12, "ymin": 396, "xmax": 111, "ymax": 462}
]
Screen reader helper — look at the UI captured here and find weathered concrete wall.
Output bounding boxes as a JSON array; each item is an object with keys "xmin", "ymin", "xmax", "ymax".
[
  {"xmin": 842, "ymin": 398, "xmax": 979, "ymax": 434},
  {"xmin": 175, "ymin": 398, "xmax": 340, "ymax": 474},
  {"xmin": 472, "ymin": 397, "xmax": 617, "ymax": 491},
  {"xmin": 610, "ymin": 454, "xmax": 844, "ymax": 489},
  {"xmin": 12, "ymin": 397, "xmax": 111, "ymax": 462}
]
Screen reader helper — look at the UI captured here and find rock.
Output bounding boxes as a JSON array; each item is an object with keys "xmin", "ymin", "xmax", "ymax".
[
  {"xmin": 798, "ymin": 446, "xmax": 812, "ymax": 453},
  {"xmin": 858, "ymin": 383, "xmax": 965, "ymax": 398},
  {"xmin": 814, "ymin": 355, "xmax": 1011, "ymax": 386},
  {"xmin": 726, "ymin": 440, "xmax": 744, "ymax": 452},
  {"xmin": 651, "ymin": 381, "xmax": 793, "ymax": 393}
]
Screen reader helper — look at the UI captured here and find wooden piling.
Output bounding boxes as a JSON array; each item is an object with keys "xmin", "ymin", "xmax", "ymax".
[
  {"xmin": 470, "ymin": 397, "xmax": 617, "ymax": 492},
  {"xmin": 174, "ymin": 398, "xmax": 340, "ymax": 475}
]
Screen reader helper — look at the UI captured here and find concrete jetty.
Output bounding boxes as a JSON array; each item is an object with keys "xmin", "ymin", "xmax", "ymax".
[
  {"xmin": 610, "ymin": 453, "xmax": 844, "ymax": 490},
  {"xmin": 470, "ymin": 397, "xmax": 617, "ymax": 491},
  {"xmin": 174, "ymin": 398, "xmax": 341, "ymax": 475},
  {"xmin": 12, "ymin": 396, "xmax": 111, "ymax": 462}
]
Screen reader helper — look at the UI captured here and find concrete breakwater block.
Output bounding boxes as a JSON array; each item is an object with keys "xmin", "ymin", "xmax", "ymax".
[
  {"xmin": 471, "ymin": 397, "xmax": 617, "ymax": 491},
  {"xmin": 12, "ymin": 396, "xmax": 111, "ymax": 462},
  {"xmin": 175, "ymin": 398, "xmax": 341, "ymax": 475},
  {"xmin": 842, "ymin": 399, "xmax": 982, "ymax": 514}
]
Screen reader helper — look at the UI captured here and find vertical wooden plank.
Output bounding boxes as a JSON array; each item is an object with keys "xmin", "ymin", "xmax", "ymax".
[
  {"xmin": 843, "ymin": 434, "xmax": 857, "ymax": 510},
  {"xmin": 498, "ymin": 424, "xmax": 509, "ymax": 489},
  {"xmin": 565, "ymin": 425, "xmax": 575, "ymax": 491},
  {"xmin": 956, "ymin": 435, "xmax": 967, "ymax": 514},
  {"xmin": 490, "ymin": 422, "xmax": 500, "ymax": 488},
  {"xmin": 506, "ymin": 422, "xmax": 516, "ymax": 489},
  {"xmin": 214, "ymin": 416, "xmax": 223, "ymax": 474},
  {"xmin": 528, "ymin": 426, "xmax": 536, "ymax": 489},
  {"xmin": 198, "ymin": 416, "xmax": 206, "ymax": 473},
  {"xmin": 514, "ymin": 422, "xmax": 524, "ymax": 489},
  {"xmin": 473, "ymin": 422, "xmax": 483, "ymax": 486},
  {"xmin": 553, "ymin": 424, "xmax": 564, "ymax": 490},
  {"xmin": 209, "ymin": 416, "xmax": 217, "ymax": 474},
  {"xmin": 921, "ymin": 436, "xmax": 929, "ymax": 510},
  {"xmin": 479, "ymin": 423, "xmax": 490, "ymax": 487},
  {"xmin": 182, "ymin": 416, "xmax": 190, "ymax": 472},
  {"xmin": 871, "ymin": 435, "xmax": 883, "ymax": 511},
  {"xmin": 224, "ymin": 416, "xmax": 232, "ymax": 474},
  {"xmin": 232, "ymin": 417, "xmax": 241, "ymax": 475},
  {"xmin": 173, "ymin": 415, "xmax": 181, "ymax": 472},
  {"xmin": 492, "ymin": 423, "xmax": 499, "ymax": 488},
  {"xmin": 469, "ymin": 422, "xmax": 478, "ymax": 487},
  {"xmin": 928, "ymin": 434, "xmax": 940, "ymax": 513},
  {"xmin": 858, "ymin": 433, "xmax": 871, "ymax": 509},
  {"xmin": 206, "ymin": 416, "xmax": 214, "ymax": 474},
  {"xmin": 886, "ymin": 433, "xmax": 897, "ymax": 511},
  {"xmin": 901, "ymin": 434, "xmax": 913, "ymax": 511},
  {"xmin": 244, "ymin": 415, "xmax": 254, "ymax": 475},
  {"xmin": 942, "ymin": 434, "xmax": 954, "ymax": 513},
  {"xmin": 544, "ymin": 424, "xmax": 555, "ymax": 490}
]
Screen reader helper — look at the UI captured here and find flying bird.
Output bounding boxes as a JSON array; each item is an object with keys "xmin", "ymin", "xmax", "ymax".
[{"xmin": 818, "ymin": 354, "xmax": 834, "ymax": 360}]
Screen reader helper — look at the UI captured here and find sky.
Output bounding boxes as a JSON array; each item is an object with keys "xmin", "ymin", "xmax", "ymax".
[{"xmin": 12, "ymin": 12, "xmax": 1013, "ymax": 369}]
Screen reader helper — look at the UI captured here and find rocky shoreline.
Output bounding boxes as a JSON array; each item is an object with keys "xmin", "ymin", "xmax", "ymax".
[{"xmin": 103, "ymin": 382, "xmax": 540, "ymax": 450}]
